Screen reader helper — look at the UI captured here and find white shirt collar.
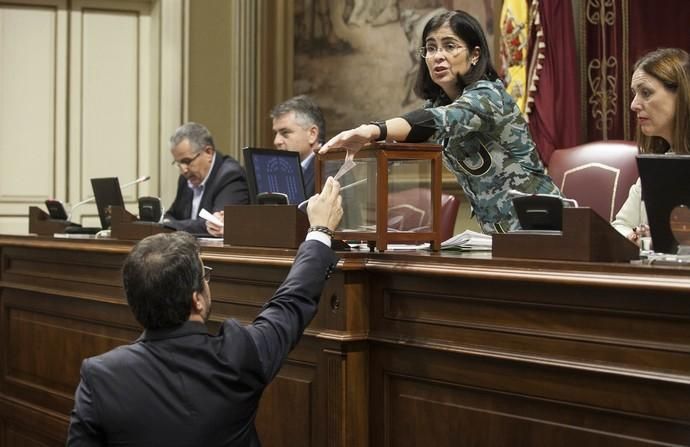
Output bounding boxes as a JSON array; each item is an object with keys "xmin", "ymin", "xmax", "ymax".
[{"xmin": 301, "ymin": 152, "xmax": 315, "ymax": 170}]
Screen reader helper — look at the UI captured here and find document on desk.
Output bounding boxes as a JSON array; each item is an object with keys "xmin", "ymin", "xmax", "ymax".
[{"xmin": 441, "ymin": 230, "xmax": 492, "ymax": 251}]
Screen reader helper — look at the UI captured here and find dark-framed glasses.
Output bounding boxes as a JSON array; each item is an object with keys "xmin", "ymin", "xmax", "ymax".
[
  {"xmin": 172, "ymin": 151, "xmax": 202, "ymax": 168},
  {"xmin": 418, "ymin": 42, "xmax": 466, "ymax": 59},
  {"xmin": 202, "ymin": 265, "xmax": 213, "ymax": 282}
]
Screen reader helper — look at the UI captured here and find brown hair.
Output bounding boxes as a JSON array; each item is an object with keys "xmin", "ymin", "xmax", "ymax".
[{"xmin": 633, "ymin": 48, "xmax": 690, "ymax": 154}]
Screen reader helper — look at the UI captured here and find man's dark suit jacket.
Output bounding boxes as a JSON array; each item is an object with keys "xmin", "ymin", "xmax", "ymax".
[
  {"xmin": 302, "ymin": 155, "xmax": 315, "ymax": 198},
  {"xmin": 165, "ymin": 153, "xmax": 249, "ymax": 234},
  {"xmin": 67, "ymin": 240, "xmax": 338, "ymax": 447}
]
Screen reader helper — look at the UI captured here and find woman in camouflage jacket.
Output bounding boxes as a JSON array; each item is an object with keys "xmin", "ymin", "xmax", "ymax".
[{"xmin": 320, "ymin": 9, "xmax": 560, "ymax": 233}]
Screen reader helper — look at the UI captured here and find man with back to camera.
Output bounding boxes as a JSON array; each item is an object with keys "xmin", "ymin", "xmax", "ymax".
[
  {"xmin": 164, "ymin": 122, "xmax": 250, "ymax": 235},
  {"xmin": 205, "ymin": 95, "xmax": 326, "ymax": 237},
  {"xmin": 67, "ymin": 177, "xmax": 344, "ymax": 446}
]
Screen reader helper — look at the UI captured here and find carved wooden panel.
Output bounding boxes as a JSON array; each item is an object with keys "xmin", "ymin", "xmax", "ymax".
[
  {"xmin": 1, "ymin": 288, "xmax": 138, "ymax": 416},
  {"xmin": 372, "ymin": 271, "xmax": 690, "ymax": 376},
  {"xmin": 4, "ymin": 421, "xmax": 58, "ymax": 447},
  {"xmin": 0, "ymin": 394, "xmax": 68, "ymax": 446},
  {"xmin": 1, "ymin": 246, "xmax": 125, "ymax": 302},
  {"xmin": 370, "ymin": 343, "xmax": 690, "ymax": 446},
  {"xmin": 2, "ymin": 237, "xmax": 690, "ymax": 446},
  {"xmin": 257, "ymin": 354, "xmax": 317, "ymax": 446}
]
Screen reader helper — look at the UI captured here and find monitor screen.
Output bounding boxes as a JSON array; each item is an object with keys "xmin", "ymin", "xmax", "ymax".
[
  {"xmin": 90, "ymin": 177, "xmax": 125, "ymax": 229},
  {"xmin": 243, "ymin": 147, "xmax": 306, "ymax": 205},
  {"xmin": 637, "ymin": 154, "xmax": 690, "ymax": 254}
]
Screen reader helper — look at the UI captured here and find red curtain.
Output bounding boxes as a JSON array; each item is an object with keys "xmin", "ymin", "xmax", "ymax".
[
  {"xmin": 582, "ymin": 0, "xmax": 690, "ymax": 142},
  {"xmin": 526, "ymin": 0, "xmax": 581, "ymax": 165}
]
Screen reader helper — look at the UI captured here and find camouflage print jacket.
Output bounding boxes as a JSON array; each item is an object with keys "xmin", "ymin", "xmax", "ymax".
[{"xmin": 425, "ymin": 79, "xmax": 560, "ymax": 233}]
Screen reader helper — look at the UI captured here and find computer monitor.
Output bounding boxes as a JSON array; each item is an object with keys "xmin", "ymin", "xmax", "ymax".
[
  {"xmin": 90, "ymin": 177, "xmax": 125, "ymax": 229},
  {"xmin": 637, "ymin": 154, "xmax": 690, "ymax": 254},
  {"xmin": 242, "ymin": 147, "xmax": 307, "ymax": 205}
]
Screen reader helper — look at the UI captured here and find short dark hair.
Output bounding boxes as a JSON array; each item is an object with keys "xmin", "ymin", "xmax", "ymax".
[
  {"xmin": 122, "ymin": 232, "xmax": 203, "ymax": 329},
  {"xmin": 170, "ymin": 122, "xmax": 216, "ymax": 153},
  {"xmin": 271, "ymin": 95, "xmax": 327, "ymax": 144},
  {"xmin": 633, "ymin": 48, "xmax": 690, "ymax": 154},
  {"xmin": 414, "ymin": 10, "xmax": 499, "ymax": 101}
]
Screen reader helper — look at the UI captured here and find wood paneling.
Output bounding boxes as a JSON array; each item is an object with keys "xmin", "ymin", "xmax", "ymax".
[
  {"xmin": 257, "ymin": 355, "xmax": 317, "ymax": 446},
  {"xmin": 372, "ymin": 344, "xmax": 690, "ymax": 446},
  {"xmin": 0, "ymin": 395, "xmax": 67, "ymax": 446},
  {"xmin": 375, "ymin": 274, "xmax": 690, "ymax": 375},
  {"xmin": 1, "ymin": 235, "xmax": 689, "ymax": 446}
]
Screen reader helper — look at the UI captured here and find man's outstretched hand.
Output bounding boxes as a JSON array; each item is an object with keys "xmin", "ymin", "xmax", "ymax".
[{"xmin": 307, "ymin": 177, "xmax": 343, "ymax": 232}]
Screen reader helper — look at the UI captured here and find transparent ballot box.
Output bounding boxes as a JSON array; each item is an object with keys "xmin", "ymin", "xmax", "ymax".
[{"xmin": 316, "ymin": 142, "xmax": 443, "ymax": 251}]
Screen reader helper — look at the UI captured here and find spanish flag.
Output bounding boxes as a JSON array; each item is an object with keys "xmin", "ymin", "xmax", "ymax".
[{"xmin": 500, "ymin": 0, "xmax": 529, "ymax": 112}]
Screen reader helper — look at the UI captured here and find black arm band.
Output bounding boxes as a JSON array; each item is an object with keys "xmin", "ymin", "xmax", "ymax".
[
  {"xmin": 368, "ymin": 121, "xmax": 387, "ymax": 142},
  {"xmin": 401, "ymin": 109, "xmax": 437, "ymax": 143}
]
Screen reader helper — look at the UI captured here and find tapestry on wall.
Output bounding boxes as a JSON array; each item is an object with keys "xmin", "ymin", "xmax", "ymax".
[{"xmin": 293, "ymin": 0, "xmax": 498, "ymax": 137}]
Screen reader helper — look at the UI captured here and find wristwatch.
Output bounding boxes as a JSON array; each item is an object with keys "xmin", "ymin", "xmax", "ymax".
[{"xmin": 369, "ymin": 121, "xmax": 387, "ymax": 142}]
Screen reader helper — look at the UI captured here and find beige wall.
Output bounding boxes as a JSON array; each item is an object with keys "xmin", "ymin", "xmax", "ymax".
[
  {"xmin": 0, "ymin": 0, "xmax": 184, "ymax": 235},
  {"xmin": 186, "ymin": 0, "xmax": 293, "ymax": 162},
  {"xmin": 187, "ymin": 0, "xmax": 234, "ymax": 155}
]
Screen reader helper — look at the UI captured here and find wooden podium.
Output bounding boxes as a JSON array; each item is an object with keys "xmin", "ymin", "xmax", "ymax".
[
  {"xmin": 28, "ymin": 206, "xmax": 73, "ymax": 235},
  {"xmin": 109, "ymin": 206, "xmax": 172, "ymax": 240},
  {"xmin": 224, "ymin": 205, "xmax": 308, "ymax": 249},
  {"xmin": 493, "ymin": 207, "xmax": 640, "ymax": 262}
]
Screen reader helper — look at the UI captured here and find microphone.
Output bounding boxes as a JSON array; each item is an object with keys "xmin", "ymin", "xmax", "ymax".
[
  {"xmin": 121, "ymin": 175, "xmax": 151, "ymax": 189},
  {"xmin": 67, "ymin": 175, "xmax": 151, "ymax": 220}
]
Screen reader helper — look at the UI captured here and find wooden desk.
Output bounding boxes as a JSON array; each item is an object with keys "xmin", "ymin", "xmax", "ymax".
[{"xmin": 1, "ymin": 235, "xmax": 689, "ymax": 446}]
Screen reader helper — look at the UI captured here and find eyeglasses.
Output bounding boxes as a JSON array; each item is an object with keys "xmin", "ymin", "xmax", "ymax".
[
  {"xmin": 418, "ymin": 42, "xmax": 466, "ymax": 59},
  {"xmin": 202, "ymin": 265, "xmax": 212, "ymax": 282},
  {"xmin": 172, "ymin": 151, "xmax": 202, "ymax": 168}
]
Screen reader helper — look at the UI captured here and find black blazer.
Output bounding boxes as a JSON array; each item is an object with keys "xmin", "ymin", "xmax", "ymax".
[
  {"xmin": 165, "ymin": 153, "xmax": 249, "ymax": 234},
  {"xmin": 302, "ymin": 155, "xmax": 315, "ymax": 198},
  {"xmin": 67, "ymin": 240, "xmax": 339, "ymax": 447}
]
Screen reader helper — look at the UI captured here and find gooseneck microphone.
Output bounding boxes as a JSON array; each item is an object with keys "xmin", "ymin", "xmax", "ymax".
[{"xmin": 67, "ymin": 175, "xmax": 151, "ymax": 221}]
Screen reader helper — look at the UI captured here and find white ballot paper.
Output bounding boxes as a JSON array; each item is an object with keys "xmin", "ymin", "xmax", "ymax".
[
  {"xmin": 199, "ymin": 208, "xmax": 223, "ymax": 227},
  {"xmin": 333, "ymin": 150, "xmax": 357, "ymax": 181}
]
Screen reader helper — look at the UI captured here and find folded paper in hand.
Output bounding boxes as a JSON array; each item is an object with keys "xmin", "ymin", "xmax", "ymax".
[
  {"xmin": 199, "ymin": 208, "xmax": 223, "ymax": 227},
  {"xmin": 441, "ymin": 229, "xmax": 492, "ymax": 251}
]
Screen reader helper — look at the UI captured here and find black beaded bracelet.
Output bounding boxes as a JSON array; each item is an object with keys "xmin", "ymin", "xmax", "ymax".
[{"xmin": 308, "ymin": 225, "xmax": 335, "ymax": 238}]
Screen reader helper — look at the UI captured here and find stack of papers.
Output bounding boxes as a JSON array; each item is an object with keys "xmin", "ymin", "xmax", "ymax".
[
  {"xmin": 345, "ymin": 230, "xmax": 492, "ymax": 252},
  {"xmin": 441, "ymin": 230, "xmax": 492, "ymax": 251}
]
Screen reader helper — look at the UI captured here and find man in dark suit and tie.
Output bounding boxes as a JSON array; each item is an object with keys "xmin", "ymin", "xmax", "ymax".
[
  {"xmin": 164, "ymin": 122, "xmax": 249, "ymax": 234},
  {"xmin": 67, "ymin": 177, "xmax": 344, "ymax": 446},
  {"xmin": 205, "ymin": 97, "xmax": 327, "ymax": 237},
  {"xmin": 270, "ymin": 95, "xmax": 326, "ymax": 198}
]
